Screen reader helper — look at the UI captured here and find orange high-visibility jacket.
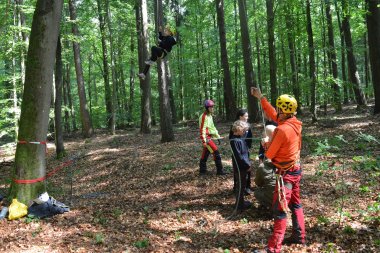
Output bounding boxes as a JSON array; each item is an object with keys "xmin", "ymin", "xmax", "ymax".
[{"xmin": 260, "ymin": 97, "xmax": 302, "ymax": 170}]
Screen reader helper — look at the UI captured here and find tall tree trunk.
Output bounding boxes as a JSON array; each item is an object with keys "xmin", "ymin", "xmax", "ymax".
[
  {"xmin": 364, "ymin": 33, "xmax": 370, "ymax": 92},
  {"xmin": 55, "ymin": 36, "xmax": 65, "ymax": 158},
  {"xmin": 215, "ymin": 0, "xmax": 236, "ymax": 120},
  {"xmin": 366, "ymin": 0, "xmax": 380, "ymax": 114},
  {"xmin": 62, "ymin": 65, "xmax": 70, "ymax": 133},
  {"xmin": 167, "ymin": 63, "xmax": 177, "ymax": 124},
  {"xmin": 10, "ymin": 0, "xmax": 63, "ymax": 203},
  {"xmin": 325, "ymin": 0, "xmax": 342, "ymax": 111},
  {"xmin": 266, "ymin": 0, "xmax": 278, "ymax": 105},
  {"xmin": 155, "ymin": 0, "xmax": 174, "ymax": 142},
  {"xmin": 174, "ymin": 0, "xmax": 184, "ymax": 120},
  {"xmin": 96, "ymin": 0, "xmax": 114, "ymax": 132},
  {"xmin": 335, "ymin": 0, "xmax": 349, "ymax": 104},
  {"xmin": 306, "ymin": 0, "xmax": 318, "ymax": 122},
  {"xmin": 66, "ymin": 64, "xmax": 77, "ymax": 131},
  {"xmin": 68, "ymin": 0, "xmax": 93, "ymax": 137},
  {"xmin": 285, "ymin": 7, "xmax": 301, "ymax": 112},
  {"xmin": 342, "ymin": 0, "xmax": 367, "ymax": 106},
  {"xmin": 136, "ymin": 0, "xmax": 151, "ymax": 133},
  {"xmin": 105, "ymin": 0, "xmax": 118, "ymax": 131},
  {"xmin": 128, "ymin": 31, "xmax": 135, "ymax": 124},
  {"xmin": 253, "ymin": 0, "xmax": 262, "ymax": 92},
  {"xmin": 238, "ymin": 0, "xmax": 259, "ymax": 122},
  {"xmin": 87, "ymin": 54, "xmax": 93, "ymax": 119},
  {"xmin": 15, "ymin": 0, "xmax": 28, "ymax": 86}
]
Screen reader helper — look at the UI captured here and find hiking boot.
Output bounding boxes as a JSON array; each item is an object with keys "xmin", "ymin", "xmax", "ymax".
[
  {"xmin": 138, "ymin": 73, "xmax": 146, "ymax": 80},
  {"xmin": 199, "ymin": 169, "xmax": 210, "ymax": 176},
  {"xmin": 216, "ymin": 169, "xmax": 227, "ymax": 175},
  {"xmin": 283, "ymin": 236, "xmax": 306, "ymax": 245},
  {"xmin": 238, "ymin": 200, "xmax": 252, "ymax": 211},
  {"xmin": 145, "ymin": 60, "xmax": 155, "ymax": 65}
]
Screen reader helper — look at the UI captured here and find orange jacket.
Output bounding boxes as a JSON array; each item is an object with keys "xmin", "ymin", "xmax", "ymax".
[{"xmin": 260, "ymin": 97, "xmax": 302, "ymax": 170}]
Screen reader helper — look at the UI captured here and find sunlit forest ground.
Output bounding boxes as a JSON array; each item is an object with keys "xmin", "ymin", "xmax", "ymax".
[{"xmin": 0, "ymin": 102, "xmax": 379, "ymax": 253}]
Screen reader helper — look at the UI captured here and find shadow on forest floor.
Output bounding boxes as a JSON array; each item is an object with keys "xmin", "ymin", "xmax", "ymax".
[{"xmin": 0, "ymin": 102, "xmax": 379, "ymax": 252}]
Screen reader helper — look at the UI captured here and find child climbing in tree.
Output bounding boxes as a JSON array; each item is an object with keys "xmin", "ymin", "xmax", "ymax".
[{"xmin": 138, "ymin": 26, "xmax": 177, "ymax": 80}]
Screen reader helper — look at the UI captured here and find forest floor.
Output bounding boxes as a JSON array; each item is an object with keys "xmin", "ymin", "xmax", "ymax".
[{"xmin": 0, "ymin": 103, "xmax": 379, "ymax": 253}]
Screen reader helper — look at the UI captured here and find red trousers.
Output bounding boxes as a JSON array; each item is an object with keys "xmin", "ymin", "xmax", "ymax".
[{"xmin": 267, "ymin": 167, "xmax": 306, "ymax": 253}]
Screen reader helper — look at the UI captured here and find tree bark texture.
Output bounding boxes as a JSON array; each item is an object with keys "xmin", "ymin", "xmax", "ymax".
[
  {"xmin": 238, "ymin": 0, "xmax": 259, "ymax": 122},
  {"xmin": 306, "ymin": 0, "xmax": 318, "ymax": 121},
  {"xmin": 266, "ymin": 0, "xmax": 278, "ymax": 105},
  {"xmin": 325, "ymin": 0, "xmax": 342, "ymax": 111},
  {"xmin": 10, "ymin": 0, "xmax": 64, "ymax": 203},
  {"xmin": 54, "ymin": 36, "xmax": 65, "ymax": 158},
  {"xmin": 136, "ymin": 0, "xmax": 151, "ymax": 134},
  {"xmin": 155, "ymin": 0, "xmax": 174, "ymax": 142},
  {"xmin": 96, "ymin": 0, "xmax": 114, "ymax": 132},
  {"xmin": 342, "ymin": 0, "xmax": 367, "ymax": 106},
  {"xmin": 215, "ymin": 0, "xmax": 236, "ymax": 120},
  {"xmin": 366, "ymin": 0, "xmax": 380, "ymax": 113},
  {"xmin": 68, "ymin": 0, "xmax": 93, "ymax": 137}
]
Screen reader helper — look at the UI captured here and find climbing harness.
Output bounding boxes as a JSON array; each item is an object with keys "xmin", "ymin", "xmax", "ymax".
[{"xmin": 276, "ymin": 174, "xmax": 290, "ymax": 213}]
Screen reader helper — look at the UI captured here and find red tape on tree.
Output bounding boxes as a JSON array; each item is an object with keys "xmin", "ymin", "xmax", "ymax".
[
  {"xmin": 13, "ymin": 160, "xmax": 74, "ymax": 184},
  {"xmin": 18, "ymin": 140, "xmax": 48, "ymax": 153}
]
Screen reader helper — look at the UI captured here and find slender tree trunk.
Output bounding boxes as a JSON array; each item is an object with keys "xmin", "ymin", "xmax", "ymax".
[
  {"xmin": 11, "ymin": 9, "xmax": 19, "ymax": 141},
  {"xmin": 105, "ymin": 0, "xmax": 118, "ymax": 131},
  {"xmin": 234, "ymin": 0, "xmax": 239, "ymax": 106},
  {"xmin": 167, "ymin": 63, "xmax": 177, "ymax": 124},
  {"xmin": 285, "ymin": 9, "xmax": 301, "ymax": 112},
  {"xmin": 266, "ymin": 0, "xmax": 278, "ymax": 105},
  {"xmin": 238, "ymin": 0, "xmax": 259, "ymax": 122},
  {"xmin": 155, "ymin": 0, "xmax": 174, "ymax": 142},
  {"xmin": 55, "ymin": 36, "xmax": 65, "ymax": 158},
  {"xmin": 215, "ymin": 0, "xmax": 236, "ymax": 120},
  {"xmin": 253, "ymin": 0, "xmax": 262, "ymax": 92},
  {"xmin": 128, "ymin": 31, "xmax": 135, "ymax": 123},
  {"xmin": 10, "ymin": 0, "xmax": 63, "ymax": 203},
  {"xmin": 136, "ymin": 0, "xmax": 151, "ymax": 133},
  {"xmin": 15, "ymin": 0, "xmax": 28, "ymax": 85},
  {"xmin": 62, "ymin": 65, "xmax": 70, "ymax": 133},
  {"xmin": 66, "ymin": 64, "xmax": 77, "ymax": 131},
  {"xmin": 306, "ymin": 0, "xmax": 318, "ymax": 121},
  {"xmin": 325, "ymin": 0, "xmax": 342, "ymax": 111},
  {"xmin": 335, "ymin": 0, "xmax": 349, "ymax": 104},
  {"xmin": 96, "ymin": 0, "xmax": 114, "ymax": 132},
  {"xmin": 342, "ymin": 0, "xmax": 367, "ymax": 106},
  {"xmin": 87, "ymin": 54, "xmax": 93, "ymax": 119},
  {"xmin": 68, "ymin": 0, "xmax": 93, "ymax": 137},
  {"xmin": 366, "ymin": 0, "xmax": 380, "ymax": 113}
]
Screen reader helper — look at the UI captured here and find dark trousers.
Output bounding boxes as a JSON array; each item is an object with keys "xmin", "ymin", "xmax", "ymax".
[
  {"xmin": 142, "ymin": 46, "xmax": 167, "ymax": 75},
  {"xmin": 199, "ymin": 139, "xmax": 223, "ymax": 173},
  {"xmin": 233, "ymin": 167, "xmax": 251, "ymax": 190},
  {"xmin": 233, "ymin": 163, "xmax": 247, "ymax": 209}
]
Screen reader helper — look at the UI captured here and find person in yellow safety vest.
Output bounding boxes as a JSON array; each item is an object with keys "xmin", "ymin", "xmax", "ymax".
[{"xmin": 199, "ymin": 99, "xmax": 227, "ymax": 175}]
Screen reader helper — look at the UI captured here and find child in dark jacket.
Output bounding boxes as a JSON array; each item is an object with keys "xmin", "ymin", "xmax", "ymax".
[
  {"xmin": 229, "ymin": 109, "xmax": 253, "ymax": 195},
  {"xmin": 138, "ymin": 26, "xmax": 177, "ymax": 80},
  {"xmin": 230, "ymin": 120, "xmax": 252, "ymax": 211}
]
